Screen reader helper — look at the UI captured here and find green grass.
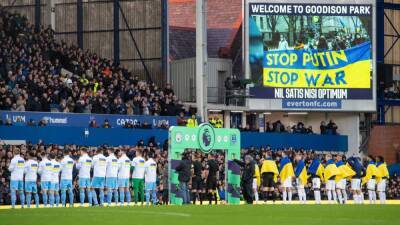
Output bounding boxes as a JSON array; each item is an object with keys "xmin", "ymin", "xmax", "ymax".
[{"xmin": 0, "ymin": 205, "xmax": 399, "ymax": 225}]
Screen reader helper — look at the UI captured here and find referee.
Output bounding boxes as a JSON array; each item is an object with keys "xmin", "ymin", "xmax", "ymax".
[
  {"xmin": 191, "ymin": 152, "xmax": 204, "ymax": 205},
  {"xmin": 206, "ymin": 154, "xmax": 218, "ymax": 205}
]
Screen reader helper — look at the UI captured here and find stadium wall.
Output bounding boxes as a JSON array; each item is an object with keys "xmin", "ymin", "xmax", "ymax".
[
  {"xmin": 368, "ymin": 125, "xmax": 400, "ymax": 163},
  {"xmin": 170, "ymin": 58, "xmax": 232, "ymax": 104},
  {"xmin": 0, "ymin": 126, "xmax": 348, "ymax": 151}
]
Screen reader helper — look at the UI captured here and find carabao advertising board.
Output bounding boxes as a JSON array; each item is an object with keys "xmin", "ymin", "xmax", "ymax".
[{"xmin": 246, "ymin": 0, "xmax": 376, "ymax": 111}]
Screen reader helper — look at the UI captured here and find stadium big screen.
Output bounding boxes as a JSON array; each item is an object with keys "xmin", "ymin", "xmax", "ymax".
[{"xmin": 245, "ymin": 0, "xmax": 376, "ymax": 111}]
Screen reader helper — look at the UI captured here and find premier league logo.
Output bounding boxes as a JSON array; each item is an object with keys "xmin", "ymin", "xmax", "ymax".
[
  {"xmin": 198, "ymin": 123, "xmax": 215, "ymax": 153},
  {"xmin": 202, "ymin": 128, "xmax": 212, "ymax": 146}
]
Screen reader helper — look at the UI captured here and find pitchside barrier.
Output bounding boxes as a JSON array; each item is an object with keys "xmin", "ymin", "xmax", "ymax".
[{"xmin": 168, "ymin": 123, "xmax": 241, "ymax": 205}]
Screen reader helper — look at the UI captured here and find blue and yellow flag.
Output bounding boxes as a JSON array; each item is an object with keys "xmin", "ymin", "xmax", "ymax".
[
  {"xmin": 324, "ymin": 159, "xmax": 340, "ymax": 182},
  {"xmin": 376, "ymin": 162, "xmax": 389, "ymax": 183},
  {"xmin": 335, "ymin": 160, "xmax": 356, "ymax": 182},
  {"xmin": 308, "ymin": 159, "xmax": 324, "ymax": 180},
  {"xmin": 295, "ymin": 160, "xmax": 308, "ymax": 186},
  {"xmin": 261, "ymin": 158, "xmax": 279, "ymax": 182},
  {"xmin": 279, "ymin": 157, "xmax": 294, "ymax": 182},
  {"xmin": 362, "ymin": 161, "xmax": 378, "ymax": 185},
  {"xmin": 254, "ymin": 164, "xmax": 261, "ymax": 186}
]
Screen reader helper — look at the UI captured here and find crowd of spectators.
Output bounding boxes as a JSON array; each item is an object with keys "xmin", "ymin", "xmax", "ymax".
[
  {"xmin": 0, "ymin": 11, "xmax": 182, "ymax": 116},
  {"xmin": 259, "ymin": 120, "xmax": 338, "ymax": 135},
  {"xmin": 1, "ymin": 141, "xmax": 399, "ymax": 205}
]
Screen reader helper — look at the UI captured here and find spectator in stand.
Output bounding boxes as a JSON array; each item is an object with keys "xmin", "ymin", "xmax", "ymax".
[
  {"xmin": 140, "ymin": 121, "xmax": 151, "ymax": 129},
  {"xmin": 224, "ymin": 77, "xmax": 234, "ymax": 106},
  {"xmin": 273, "ymin": 120, "xmax": 285, "ymax": 132},
  {"xmin": 102, "ymin": 119, "xmax": 111, "ymax": 128},
  {"xmin": 292, "ymin": 122, "xmax": 306, "ymax": 134},
  {"xmin": 5, "ymin": 118, "xmax": 12, "ymax": 126},
  {"xmin": 38, "ymin": 119, "xmax": 47, "ymax": 127},
  {"xmin": 265, "ymin": 122, "xmax": 273, "ymax": 132},
  {"xmin": 27, "ymin": 119, "xmax": 36, "ymax": 126},
  {"xmin": 320, "ymin": 121, "xmax": 327, "ymax": 135},
  {"xmin": 177, "ymin": 112, "xmax": 187, "ymax": 126},
  {"xmin": 306, "ymin": 126, "xmax": 314, "ymax": 134},
  {"xmin": 89, "ymin": 119, "xmax": 98, "ymax": 128},
  {"xmin": 327, "ymin": 120, "xmax": 338, "ymax": 135},
  {"xmin": 123, "ymin": 121, "xmax": 134, "ymax": 129}
]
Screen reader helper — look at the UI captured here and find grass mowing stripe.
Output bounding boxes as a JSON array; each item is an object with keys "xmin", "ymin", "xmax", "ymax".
[{"xmin": 0, "ymin": 205, "xmax": 399, "ymax": 225}]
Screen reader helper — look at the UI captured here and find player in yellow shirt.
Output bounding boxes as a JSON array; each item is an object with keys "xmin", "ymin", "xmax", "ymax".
[
  {"xmin": 375, "ymin": 156, "xmax": 389, "ymax": 204},
  {"xmin": 362, "ymin": 155, "xmax": 378, "ymax": 204},
  {"xmin": 324, "ymin": 154, "xmax": 340, "ymax": 204},
  {"xmin": 260, "ymin": 152, "xmax": 278, "ymax": 203}
]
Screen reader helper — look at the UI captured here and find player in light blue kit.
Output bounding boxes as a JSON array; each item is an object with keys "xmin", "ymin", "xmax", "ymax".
[
  {"xmin": 38, "ymin": 152, "xmax": 53, "ymax": 207},
  {"xmin": 92, "ymin": 148, "xmax": 107, "ymax": 206},
  {"xmin": 117, "ymin": 149, "xmax": 131, "ymax": 206},
  {"xmin": 60, "ymin": 149, "xmax": 75, "ymax": 207},
  {"xmin": 8, "ymin": 148, "xmax": 25, "ymax": 208},
  {"xmin": 76, "ymin": 147, "xmax": 93, "ymax": 206},
  {"xmin": 144, "ymin": 152, "xmax": 158, "ymax": 205},
  {"xmin": 50, "ymin": 154, "xmax": 62, "ymax": 207},
  {"xmin": 24, "ymin": 152, "xmax": 39, "ymax": 208},
  {"xmin": 105, "ymin": 148, "xmax": 119, "ymax": 206}
]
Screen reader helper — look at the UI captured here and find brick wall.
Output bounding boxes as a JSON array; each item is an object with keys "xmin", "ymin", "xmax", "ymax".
[
  {"xmin": 169, "ymin": 0, "xmax": 242, "ymax": 29},
  {"xmin": 368, "ymin": 125, "xmax": 400, "ymax": 163}
]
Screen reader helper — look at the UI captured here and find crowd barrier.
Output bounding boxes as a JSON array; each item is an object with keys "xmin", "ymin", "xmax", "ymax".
[
  {"xmin": 0, "ymin": 126, "xmax": 348, "ymax": 151},
  {"xmin": 0, "ymin": 111, "xmax": 177, "ymax": 128}
]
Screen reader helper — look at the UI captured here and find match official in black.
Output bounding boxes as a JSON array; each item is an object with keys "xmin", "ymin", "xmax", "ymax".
[
  {"xmin": 234, "ymin": 155, "xmax": 255, "ymax": 204},
  {"xmin": 175, "ymin": 153, "xmax": 191, "ymax": 204}
]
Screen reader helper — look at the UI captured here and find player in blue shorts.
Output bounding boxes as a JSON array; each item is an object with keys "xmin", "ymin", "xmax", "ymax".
[
  {"xmin": 105, "ymin": 148, "xmax": 119, "ymax": 206},
  {"xmin": 60, "ymin": 149, "xmax": 75, "ymax": 207},
  {"xmin": 50, "ymin": 155, "xmax": 62, "ymax": 207},
  {"xmin": 8, "ymin": 148, "xmax": 25, "ymax": 208},
  {"xmin": 76, "ymin": 147, "xmax": 93, "ymax": 206},
  {"xmin": 117, "ymin": 150, "xmax": 131, "ymax": 206},
  {"xmin": 38, "ymin": 152, "xmax": 53, "ymax": 207},
  {"xmin": 24, "ymin": 152, "xmax": 39, "ymax": 208},
  {"xmin": 92, "ymin": 148, "xmax": 107, "ymax": 206}
]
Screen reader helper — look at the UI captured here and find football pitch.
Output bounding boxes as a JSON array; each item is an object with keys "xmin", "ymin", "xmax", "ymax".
[{"xmin": 0, "ymin": 204, "xmax": 399, "ymax": 225}]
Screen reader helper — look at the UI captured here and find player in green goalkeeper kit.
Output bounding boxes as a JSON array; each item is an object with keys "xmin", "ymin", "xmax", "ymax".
[{"xmin": 131, "ymin": 150, "xmax": 146, "ymax": 204}]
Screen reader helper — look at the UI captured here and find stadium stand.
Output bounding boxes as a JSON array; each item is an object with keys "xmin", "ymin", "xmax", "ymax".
[
  {"xmin": 0, "ymin": 5, "xmax": 397, "ymax": 210},
  {"xmin": 0, "ymin": 11, "xmax": 183, "ymax": 116}
]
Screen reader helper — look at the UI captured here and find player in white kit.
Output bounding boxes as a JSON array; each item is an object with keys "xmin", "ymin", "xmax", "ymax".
[
  {"xmin": 106, "ymin": 148, "xmax": 119, "ymax": 206},
  {"xmin": 60, "ymin": 149, "xmax": 74, "ymax": 207},
  {"xmin": 24, "ymin": 151, "xmax": 39, "ymax": 208},
  {"xmin": 144, "ymin": 152, "xmax": 157, "ymax": 205},
  {"xmin": 117, "ymin": 150, "xmax": 131, "ymax": 206},
  {"xmin": 8, "ymin": 148, "xmax": 25, "ymax": 208},
  {"xmin": 76, "ymin": 147, "xmax": 93, "ymax": 206},
  {"xmin": 92, "ymin": 148, "xmax": 107, "ymax": 206},
  {"xmin": 38, "ymin": 152, "xmax": 53, "ymax": 207},
  {"xmin": 50, "ymin": 154, "xmax": 62, "ymax": 207}
]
